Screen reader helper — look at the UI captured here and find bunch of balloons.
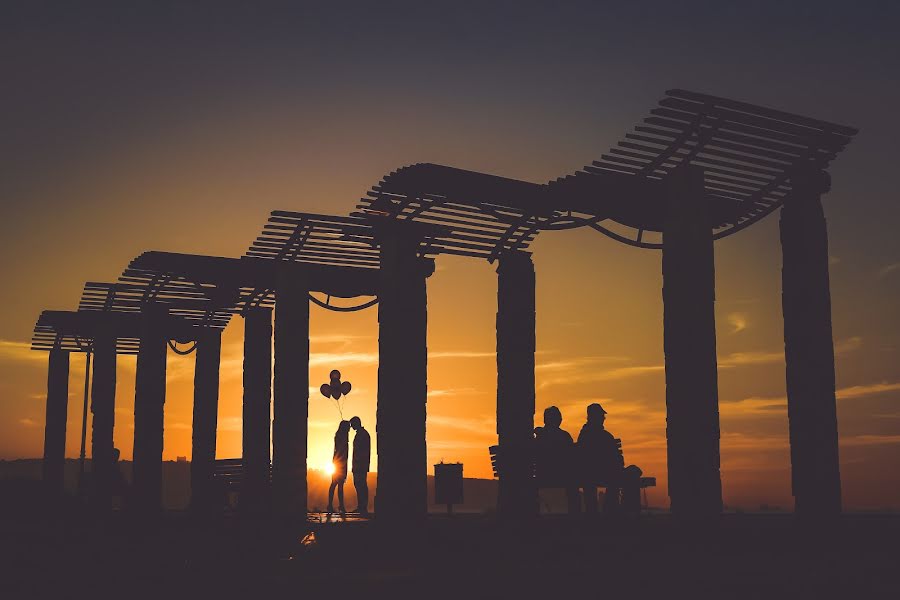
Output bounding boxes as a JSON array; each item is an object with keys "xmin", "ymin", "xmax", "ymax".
[{"xmin": 320, "ymin": 370, "xmax": 352, "ymax": 417}]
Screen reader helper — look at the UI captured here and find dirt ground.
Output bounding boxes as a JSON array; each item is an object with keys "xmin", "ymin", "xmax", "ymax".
[{"xmin": 1, "ymin": 481, "xmax": 898, "ymax": 599}]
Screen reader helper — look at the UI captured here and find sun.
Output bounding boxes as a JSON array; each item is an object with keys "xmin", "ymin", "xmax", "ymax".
[{"xmin": 323, "ymin": 462, "xmax": 335, "ymax": 476}]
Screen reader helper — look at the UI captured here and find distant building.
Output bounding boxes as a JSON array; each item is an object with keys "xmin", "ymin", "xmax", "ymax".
[{"xmin": 176, "ymin": 456, "xmax": 187, "ymax": 463}]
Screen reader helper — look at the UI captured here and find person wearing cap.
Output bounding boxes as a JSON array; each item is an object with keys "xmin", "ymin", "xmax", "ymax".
[
  {"xmin": 577, "ymin": 402, "xmax": 626, "ymax": 514},
  {"xmin": 534, "ymin": 406, "xmax": 580, "ymax": 514}
]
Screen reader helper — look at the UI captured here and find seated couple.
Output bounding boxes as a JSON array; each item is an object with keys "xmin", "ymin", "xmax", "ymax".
[{"xmin": 534, "ymin": 402, "xmax": 643, "ymax": 514}]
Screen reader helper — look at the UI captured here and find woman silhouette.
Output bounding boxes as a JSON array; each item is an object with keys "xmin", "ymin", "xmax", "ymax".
[{"xmin": 327, "ymin": 420, "xmax": 351, "ymax": 514}]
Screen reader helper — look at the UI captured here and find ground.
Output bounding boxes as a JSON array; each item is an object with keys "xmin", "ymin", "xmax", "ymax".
[{"xmin": 1, "ymin": 481, "xmax": 898, "ymax": 599}]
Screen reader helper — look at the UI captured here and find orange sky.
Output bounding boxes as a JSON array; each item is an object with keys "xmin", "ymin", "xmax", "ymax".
[{"xmin": 1, "ymin": 2, "xmax": 899, "ymax": 511}]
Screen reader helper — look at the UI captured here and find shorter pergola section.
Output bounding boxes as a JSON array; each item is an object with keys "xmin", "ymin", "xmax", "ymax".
[
  {"xmin": 32, "ymin": 300, "xmax": 228, "ymax": 512},
  {"xmin": 125, "ymin": 247, "xmax": 382, "ymax": 517}
]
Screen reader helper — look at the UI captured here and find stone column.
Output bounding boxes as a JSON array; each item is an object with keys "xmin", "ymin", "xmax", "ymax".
[
  {"xmin": 376, "ymin": 229, "xmax": 432, "ymax": 521},
  {"xmin": 662, "ymin": 166, "xmax": 723, "ymax": 518},
  {"xmin": 90, "ymin": 332, "xmax": 117, "ymax": 510},
  {"xmin": 496, "ymin": 251, "xmax": 537, "ymax": 518},
  {"xmin": 781, "ymin": 167, "xmax": 841, "ymax": 517},
  {"xmin": 273, "ymin": 266, "xmax": 310, "ymax": 519},
  {"xmin": 132, "ymin": 304, "xmax": 168, "ymax": 515},
  {"xmin": 190, "ymin": 328, "xmax": 222, "ymax": 516},
  {"xmin": 42, "ymin": 347, "xmax": 70, "ymax": 490},
  {"xmin": 242, "ymin": 306, "xmax": 273, "ymax": 513}
]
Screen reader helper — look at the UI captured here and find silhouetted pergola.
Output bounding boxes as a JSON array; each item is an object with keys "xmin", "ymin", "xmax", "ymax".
[{"xmin": 33, "ymin": 90, "xmax": 856, "ymax": 520}]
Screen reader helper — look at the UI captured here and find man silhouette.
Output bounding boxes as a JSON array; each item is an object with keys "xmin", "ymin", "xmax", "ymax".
[
  {"xmin": 534, "ymin": 406, "xmax": 580, "ymax": 514},
  {"xmin": 577, "ymin": 403, "xmax": 626, "ymax": 514},
  {"xmin": 349, "ymin": 416, "xmax": 371, "ymax": 515}
]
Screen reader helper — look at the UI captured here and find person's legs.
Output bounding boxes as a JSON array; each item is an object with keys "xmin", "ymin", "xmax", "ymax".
[
  {"xmin": 354, "ymin": 472, "xmax": 369, "ymax": 514},
  {"xmin": 337, "ymin": 480, "xmax": 345, "ymax": 512},
  {"xmin": 327, "ymin": 479, "xmax": 337, "ymax": 512}
]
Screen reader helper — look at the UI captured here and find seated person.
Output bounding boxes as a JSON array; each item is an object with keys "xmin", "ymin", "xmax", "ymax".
[
  {"xmin": 534, "ymin": 406, "xmax": 580, "ymax": 514},
  {"xmin": 577, "ymin": 403, "xmax": 642, "ymax": 515}
]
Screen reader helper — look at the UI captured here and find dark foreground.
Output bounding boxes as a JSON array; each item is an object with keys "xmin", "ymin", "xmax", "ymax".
[{"xmin": 1, "ymin": 483, "xmax": 898, "ymax": 599}]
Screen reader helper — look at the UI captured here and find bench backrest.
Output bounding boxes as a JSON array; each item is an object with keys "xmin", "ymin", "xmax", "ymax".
[{"xmin": 213, "ymin": 458, "xmax": 272, "ymax": 489}]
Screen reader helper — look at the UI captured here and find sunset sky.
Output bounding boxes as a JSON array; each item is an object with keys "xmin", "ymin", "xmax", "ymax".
[{"xmin": 1, "ymin": 2, "xmax": 898, "ymax": 510}]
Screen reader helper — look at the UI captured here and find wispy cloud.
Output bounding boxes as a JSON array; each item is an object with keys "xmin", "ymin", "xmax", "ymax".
[
  {"xmin": 878, "ymin": 262, "xmax": 900, "ymax": 278},
  {"xmin": 430, "ymin": 350, "xmax": 495, "ymax": 360},
  {"xmin": 727, "ymin": 312, "xmax": 748, "ymax": 334},
  {"xmin": 536, "ymin": 355, "xmax": 630, "ymax": 372},
  {"xmin": 310, "ymin": 352, "xmax": 378, "ymax": 368},
  {"xmin": 0, "ymin": 340, "xmax": 45, "ymax": 363},
  {"xmin": 429, "ymin": 414, "xmax": 495, "ymax": 435},
  {"xmin": 722, "ymin": 380, "xmax": 900, "ymax": 418},
  {"xmin": 718, "ymin": 349, "xmax": 782, "ymax": 367},
  {"xmin": 19, "ymin": 418, "xmax": 39, "ymax": 427},
  {"xmin": 427, "ymin": 387, "xmax": 479, "ymax": 399},
  {"xmin": 841, "ymin": 434, "xmax": 900, "ymax": 447},
  {"xmin": 219, "ymin": 417, "xmax": 242, "ymax": 432},
  {"xmin": 720, "ymin": 396, "xmax": 786, "ymax": 416},
  {"xmin": 837, "ymin": 381, "xmax": 900, "ymax": 400},
  {"xmin": 310, "ymin": 333, "xmax": 371, "ymax": 345},
  {"xmin": 538, "ymin": 363, "xmax": 664, "ymax": 389},
  {"xmin": 835, "ymin": 336, "xmax": 863, "ymax": 353},
  {"xmin": 718, "ymin": 336, "xmax": 861, "ymax": 369}
]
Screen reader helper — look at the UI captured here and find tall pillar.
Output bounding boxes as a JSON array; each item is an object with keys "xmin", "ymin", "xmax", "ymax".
[
  {"xmin": 190, "ymin": 328, "xmax": 222, "ymax": 516},
  {"xmin": 132, "ymin": 303, "xmax": 168, "ymax": 515},
  {"xmin": 496, "ymin": 251, "xmax": 537, "ymax": 518},
  {"xmin": 242, "ymin": 306, "xmax": 273, "ymax": 513},
  {"xmin": 662, "ymin": 166, "xmax": 723, "ymax": 518},
  {"xmin": 42, "ymin": 347, "xmax": 70, "ymax": 490},
  {"xmin": 90, "ymin": 332, "xmax": 117, "ymax": 510},
  {"xmin": 273, "ymin": 266, "xmax": 310, "ymax": 519},
  {"xmin": 376, "ymin": 228, "xmax": 432, "ymax": 521},
  {"xmin": 781, "ymin": 167, "xmax": 841, "ymax": 517}
]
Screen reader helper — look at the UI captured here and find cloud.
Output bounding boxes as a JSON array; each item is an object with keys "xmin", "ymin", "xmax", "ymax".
[
  {"xmin": 430, "ymin": 350, "xmax": 495, "ymax": 360},
  {"xmin": 727, "ymin": 312, "xmax": 748, "ymax": 334},
  {"xmin": 717, "ymin": 337, "xmax": 862, "ymax": 369},
  {"xmin": 219, "ymin": 416, "xmax": 243, "ymax": 432},
  {"xmin": 536, "ymin": 355, "xmax": 630, "ymax": 372},
  {"xmin": 835, "ymin": 336, "xmax": 863, "ymax": 353},
  {"xmin": 841, "ymin": 434, "xmax": 900, "ymax": 447},
  {"xmin": 19, "ymin": 418, "xmax": 39, "ymax": 427},
  {"xmin": 427, "ymin": 387, "xmax": 480, "ymax": 399},
  {"xmin": 168, "ymin": 422, "xmax": 191, "ymax": 430},
  {"xmin": 429, "ymin": 414, "xmax": 495, "ymax": 435},
  {"xmin": 718, "ymin": 349, "xmax": 783, "ymax": 368},
  {"xmin": 721, "ymin": 380, "xmax": 900, "ymax": 418},
  {"xmin": 837, "ymin": 381, "xmax": 900, "ymax": 400},
  {"xmin": 0, "ymin": 340, "xmax": 45, "ymax": 363},
  {"xmin": 310, "ymin": 334, "xmax": 371, "ymax": 344},
  {"xmin": 310, "ymin": 352, "xmax": 378, "ymax": 367},
  {"xmin": 878, "ymin": 262, "xmax": 900, "ymax": 278},
  {"xmin": 720, "ymin": 396, "xmax": 787, "ymax": 416},
  {"xmin": 538, "ymin": 363, "xmax": 665, "ymax": 390}
]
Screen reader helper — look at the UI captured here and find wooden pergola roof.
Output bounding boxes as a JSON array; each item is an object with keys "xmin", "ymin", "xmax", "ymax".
[
  {"xmin": 31, "ymin": 89, "xmax": 858, "ymax": 351},
  {"xmin": 548, "ymin": 89, "xmax": 858, "ymax": 247}
]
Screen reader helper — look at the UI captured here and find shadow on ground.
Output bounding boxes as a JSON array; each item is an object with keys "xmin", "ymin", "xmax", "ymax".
[{"xmin": 1, "ymin": 479, "xmax": 897, "ymax": 599}]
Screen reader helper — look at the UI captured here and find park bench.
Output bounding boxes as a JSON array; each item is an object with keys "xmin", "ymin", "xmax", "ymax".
[
  {"xmin": 212, "ymin": 458, "xmax": 272, "ymax": 511},
  {"xmin": 488, "ymin": 443, "xmax": 656, "ymax": 511}
]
